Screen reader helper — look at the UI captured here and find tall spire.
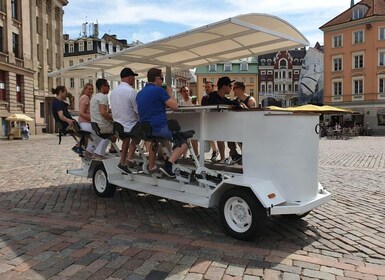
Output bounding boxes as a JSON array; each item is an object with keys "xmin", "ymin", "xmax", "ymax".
[{"xmin": 351, "ymin": 0, "xmax": 354, "ymax": 7}]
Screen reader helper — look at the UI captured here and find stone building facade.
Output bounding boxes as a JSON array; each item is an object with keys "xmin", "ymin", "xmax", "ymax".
[{"xmin": 0, "ymin": 0, "xmax": 68, "ymax": 137}]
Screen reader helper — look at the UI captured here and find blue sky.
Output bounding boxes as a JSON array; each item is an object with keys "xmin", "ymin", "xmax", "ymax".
[{"xmin": 63, "ymin": 0, "xmax": 351, "ymax": 47}]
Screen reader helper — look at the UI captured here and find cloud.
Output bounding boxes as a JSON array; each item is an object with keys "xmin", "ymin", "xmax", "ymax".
[{"xmin": 63, "ymin": 0, "xmax": 351, "ymax": 45}]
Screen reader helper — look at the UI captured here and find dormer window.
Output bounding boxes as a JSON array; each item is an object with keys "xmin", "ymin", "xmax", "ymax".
[
  {"xmin": 352, "ymin": 5, "xmax": 367, "ymax": 20},
  {"xmin": 208, "ymin": 64, "xmax": 217, "ymax": 72},
  {"xmin": 224, "ymin": 62, "xmax": 232, "ymax": 72}
]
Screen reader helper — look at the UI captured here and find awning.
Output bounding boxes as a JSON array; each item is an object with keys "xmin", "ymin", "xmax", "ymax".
[
  {"xmin": 268, "ymin": 105, "xmax": 353, "ymax": 114},
  {"xmin": 6, "ymin": 114, "xmax": 34, "ymax": 122},
  {"xmin": 49, "ymin": 13, "xmax": 309, "ymax": 80}
]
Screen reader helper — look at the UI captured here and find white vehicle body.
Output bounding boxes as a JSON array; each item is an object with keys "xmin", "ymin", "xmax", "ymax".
[{"xmin": 68, "ymin": 107, "xmax": 330, "ymax": 239}]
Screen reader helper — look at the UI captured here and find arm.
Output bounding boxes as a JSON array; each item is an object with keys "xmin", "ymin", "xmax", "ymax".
[
  {"xmin": 78, "ymin": 98, "xmax": 91, "ymax": 122},
  {"xmin": 165, "ymin": 97, "xmax": 178, "ymax": 111},
  {"xmin": 248, "ymin": 97, "xmax": 257, "ymax": 108},
  {"xmin": 58, "ymin": 110, "xmax": 75, "ymax": 125},
  {"xmin": 99, "ymin": 104, "xmax": 113, "ymax": 121}
]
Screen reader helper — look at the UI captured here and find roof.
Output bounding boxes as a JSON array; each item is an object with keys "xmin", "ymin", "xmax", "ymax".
[
  {"xmin": 320, "ymin": 0, "xmax": 385, "ymax": 29},
  {"xmin": 49, "ymin": 13, "xmax": 309, "ymax": 80}
]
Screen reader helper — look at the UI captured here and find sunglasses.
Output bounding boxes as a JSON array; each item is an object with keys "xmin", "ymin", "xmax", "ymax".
[{"xmin": 156, "ymin": 76, "xmax": 164, "ymax": 81}]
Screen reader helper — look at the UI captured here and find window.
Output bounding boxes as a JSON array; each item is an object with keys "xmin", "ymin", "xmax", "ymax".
[
  {"xmin": 240, "ymin": 61, "xmax": 248, "ymax": 71},
  {"xmin": 353, "ymin": 78, "xmax": 363, "ymax": 95},
  {"xmin": 11, "ymin": 0, "xmax": 18, "ymax": 20},
  {"xmin": 70, "ymin": 78, "xmax": 74, "ymax": 88},
  {"xmin": 267, "ymin": 70, "xmax": 273, "ymax": 75},
  {"xmin": 260, "ymin": 59, "xmax": 266, "ymax": 66},
  {"xmin": 379, "ymin": 51, "xmax": 385, "ymax": 66},
  {"xmin": 40, "ymin": 102, "xmax": 45, "ymax": 118},
  {"xmin": 16, "ymin": 75, "xmax": 22, "ymax": 103},
  {"xmin": 279, "ymin": 59, "xmax": 287, "ymax": 68},
  {"xmin": 294, "ymin": 83, "xmax": 298, "ymax": 92},
  {"xmin": 353, "ymin": 53, "xmax": 364, "ymax": 69},
  {"xmin": 250, "ymin": 77, "xmax": 254, "ymax": 83},
  {"xmin": 333, "ymin": 81, "xmax": 342, "ymax": 96},
  {"xmin": 333, "ymin": 57, "xmax": 342, "ymax": 71},
  {"xmin": 261, "ymin": 84, "xmax": 265, "ymax": 92},
  {"xmin": 353, "ymin": 30, "xmax": 364, "ymax": 44},
  {"xmin": 36, "ymin": 17, "xmax": 40, "ymax": 34},
  {"xmin": 224, "ymin": 62, "xmax": 232, "ymax": 71},
  {"xmin": 288, "ymin": 72, "xmax": 292, "ymax": 79},
  {"xmin": 242, "ymin": 77, "xmax": 246, "ymax": 83},
  {"xmin": 379, "ymin": 76, "xmax": 385, "ymax": 93},
  {"xmin": 87, "ymin": 40, "xmax": 93, "ymax": 51},
  {"xmin": 208, "ymin": 64, "xmax": 217, "ymax": 72},
  {"xmin": 80, "ymin": 79, "xmax": 85, "ymax": 88},
  {"xmin": 0, "ymin": 0, "xmax": 3, "ymax": 12},
  {"xmin": 294, "ymin": 70, "xmax": 299, "ymax": 74},
  {"xmin": 78, "ymin": 41, "xmax": 84, "ymax": 52},
  {"xmin": 79, "ymin": 58, "xmax": 84, "ymax": 63},
  {"xmin": 12, "ymin": 33, "xmax": 19, "ymax": 58},
  {"xmin": 352, "ymin": 6, "xmax": 365, "ymax": 20},
  {"xmin": 69, "ymin": 43, "xmax": 74, "ymax": 53},
  {"xmin": 333, "ymin": 35, "xmax": 343, "ymax": 48},
  {"xmin": 379, "ymin": 27, "xmax": 385, "ymax": 40},
  {"xmin": 0, "ymin": 70, "xmax": 5, "ymax": 101},
  {"xmin": 0, "ymin": 26, "xmax": 3, "ymax": 53},
  {"xmin": 250, "ymin": 89, "xmax": 254, "ymax": 96},
  {"xmin": 69, "ymin": 60, "xmax": 73, "ymax": 67}
]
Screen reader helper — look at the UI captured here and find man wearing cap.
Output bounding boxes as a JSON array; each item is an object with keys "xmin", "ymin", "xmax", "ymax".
[
  {"xmin": 207, "ymin": 76, "xmax": 242, "ymax": 164},
  {"xmin": 110, "ymin": 67, "xmax": 139, "ymax": 174}
]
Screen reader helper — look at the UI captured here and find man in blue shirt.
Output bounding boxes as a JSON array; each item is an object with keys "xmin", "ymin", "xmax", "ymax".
[{"xmin": 136, "ymin": 68, "xmax": 187, "ymax": 178}]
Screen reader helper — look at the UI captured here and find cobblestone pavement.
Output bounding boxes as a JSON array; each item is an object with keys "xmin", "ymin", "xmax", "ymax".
[{"xmin": 0, "ymin": 135, "xmax": 385, "ymax": 280}]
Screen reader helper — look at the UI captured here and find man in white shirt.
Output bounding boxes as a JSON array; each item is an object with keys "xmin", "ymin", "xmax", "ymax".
[
  {"xmin": 110, "ymin": 67, "xmax": 139, "ymax": 174},
  {"xmin": 90, "ymin": 78, "xmax": 113, "ymax": 157}
]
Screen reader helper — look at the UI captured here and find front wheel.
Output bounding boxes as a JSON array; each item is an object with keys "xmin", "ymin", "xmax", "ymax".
[
  {"xmin": 219, "ymin": 188, "xmax": 266, "ymax": 240},
  {"xmin": 92, "ymin": 165, "xmax": 116, "ymax": 197}
]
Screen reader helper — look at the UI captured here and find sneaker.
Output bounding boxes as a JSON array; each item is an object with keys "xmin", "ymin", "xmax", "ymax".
[
  {"xmin": 71, "ymin": 146, "xmax": 84, "ymax": 155},
  {"xmin": 211, "ymin": 149, "xmax": 219, "ymax": 162},
  {"xmin": 148, "ymin": 165, "xmax": 160, "ymax": 174},
  {"xmin": 159, "ymin": 165, "xmax": 176, "ymax": 179},
  {"xmin": 127, "ymin": 159, "xmax": 137, "ymax": 169},
  {"xmin": 232, "ymin": 154, "xmax": 242, "ymax": 164},
  {"xmin": 117, "ymin": 163, "xmax": 131, "ymax": 174},
  {"xmin": 109, "ymin": 148, "xmax": 118, "ymax": 154}
]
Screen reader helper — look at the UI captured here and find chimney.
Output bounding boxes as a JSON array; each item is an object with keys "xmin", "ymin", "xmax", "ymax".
[
  {"xmin": 63, "ymin": 34, "xmax": 69, "ymax": 41},
  {"xmin": 351, "ymin": 0, "xmax": 354, "ymax": 7}
]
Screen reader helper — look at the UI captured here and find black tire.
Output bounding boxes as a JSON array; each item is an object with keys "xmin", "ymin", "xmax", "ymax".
[
  {"xmin": 219, "ymin": 188, "xmax": 266, "ymax": 240},
  {"xmin": 92, "ymin": 165, "xmax": 116, "ymax": 197}
]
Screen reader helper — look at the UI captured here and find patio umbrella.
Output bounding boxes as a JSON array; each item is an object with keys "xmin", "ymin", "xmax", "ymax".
[{"xmin": 6, "ymin": 114, "xmax": 34, "ymax": 122}]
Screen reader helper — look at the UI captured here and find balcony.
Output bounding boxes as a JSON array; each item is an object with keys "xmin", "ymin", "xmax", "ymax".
[{"xmin": 0, "ymin": 52, "xmax": 8, "ymax": 63}]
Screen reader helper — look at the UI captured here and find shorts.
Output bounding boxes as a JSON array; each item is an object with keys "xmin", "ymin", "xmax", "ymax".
[{"xmin": 152, "ymin": 126, "xmax": 172, "ymax": 141}]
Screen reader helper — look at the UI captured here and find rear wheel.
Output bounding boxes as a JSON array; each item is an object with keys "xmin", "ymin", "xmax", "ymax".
[
  {"xmin": 92, "ymin": 165, "xmax": 116, "ymax": 197},
  {"xmin": 219, "ymin": 188, "xmax": 266, "ymax": 240}
]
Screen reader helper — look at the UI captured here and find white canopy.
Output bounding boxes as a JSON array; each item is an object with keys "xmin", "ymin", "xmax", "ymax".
[{"xmin": 49, "ymin": 13, "xmax": 309, "ymax": 80}]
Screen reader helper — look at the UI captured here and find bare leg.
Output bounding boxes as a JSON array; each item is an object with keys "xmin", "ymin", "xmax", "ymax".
[
  {"xmin": 127, "ymin": 139, "xmax": 136, "ymax": 160},
  {"xmin": 209, "ymin": 141, "xmax": 217, "ymax": 151},
  {"xmin": 168, "ymin": 143, "xmax": 188, "ymax": 163},
  {"xmin": 217, "ymin": 141, "xmax": 225, "ymax": 160},
  {"xmin": 119, "ymin": 138, "xmax": 130, "ymax": 165}
]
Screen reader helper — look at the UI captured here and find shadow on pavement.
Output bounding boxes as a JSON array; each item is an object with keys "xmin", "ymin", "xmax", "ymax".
[{"xmin": 0, "ymin": 183, "xmax": 322, "ymax": 279}]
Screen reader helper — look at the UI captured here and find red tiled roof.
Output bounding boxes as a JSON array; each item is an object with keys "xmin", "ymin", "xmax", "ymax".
[{"xmin": 320, "ymin": 0, "xmax": 385, "ymax": 29}]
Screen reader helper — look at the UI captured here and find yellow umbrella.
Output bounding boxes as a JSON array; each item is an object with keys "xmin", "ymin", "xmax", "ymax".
[
  {"xmin": 6, "ymin": 114, "xmax": 34, "ymax": 122},
  {"xmin": 266, "ymin": 106, "xmax": 288, "ymax": 111},
  {"xmin": 320, "ymin": 105, "xmax": 353, "ymax": 113}
]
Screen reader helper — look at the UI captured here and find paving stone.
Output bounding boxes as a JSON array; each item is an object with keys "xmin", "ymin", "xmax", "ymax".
[{"xmin": 1, "ymin": 134, "xmax": 385, "ymax": 280}]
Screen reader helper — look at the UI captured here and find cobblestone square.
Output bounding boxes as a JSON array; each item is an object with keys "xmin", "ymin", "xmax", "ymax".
[{"xmin": 0, "ymin": 135, "xmax": 384, "ymax": 279}]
